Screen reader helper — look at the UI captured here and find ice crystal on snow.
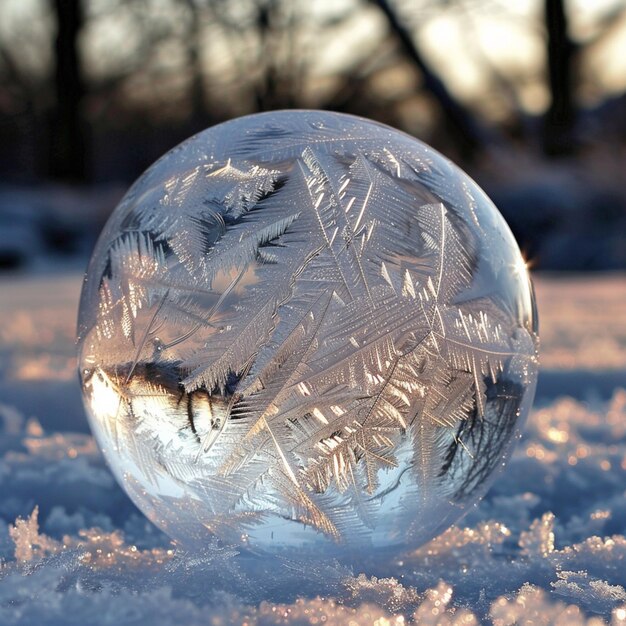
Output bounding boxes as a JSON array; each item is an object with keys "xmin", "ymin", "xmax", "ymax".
[
  {"xmin": 77, "ymin": 111, "xmax": 538, "ymax": 559},
  {"xmin": 9, "ymin": 507, "xmax": 58, "ymax": 563}
]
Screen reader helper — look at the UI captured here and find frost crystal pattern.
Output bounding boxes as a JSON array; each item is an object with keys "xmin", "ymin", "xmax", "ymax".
[{"xmin": 78, "ymin": 111, "xmax": 539, "ymax": 558}]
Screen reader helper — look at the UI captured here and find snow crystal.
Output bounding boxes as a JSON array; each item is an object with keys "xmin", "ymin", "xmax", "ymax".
[{"xmin": 8, "ymin": 507, "xmax": 59, "ymax": 563}]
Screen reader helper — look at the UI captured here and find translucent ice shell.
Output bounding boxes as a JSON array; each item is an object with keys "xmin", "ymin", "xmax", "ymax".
[{"xmin": 78, "ymin": 111, "xmax": 538, "ymax": 559}]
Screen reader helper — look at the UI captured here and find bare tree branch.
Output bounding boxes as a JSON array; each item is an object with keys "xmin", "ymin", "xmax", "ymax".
[{"xmin": 370, "ymin": 0, "xmax": 494, "ymax": 159}]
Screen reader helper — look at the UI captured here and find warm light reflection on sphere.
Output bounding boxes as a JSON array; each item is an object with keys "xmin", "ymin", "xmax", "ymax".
[{"xmin": 78, "ymin": 111, "xmax": 538, "ymax": 560}]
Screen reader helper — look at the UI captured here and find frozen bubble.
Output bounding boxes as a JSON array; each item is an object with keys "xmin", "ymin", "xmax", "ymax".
[{"xmin": 77, "ymin": 111, "xmax": 538, "ymax": 561}]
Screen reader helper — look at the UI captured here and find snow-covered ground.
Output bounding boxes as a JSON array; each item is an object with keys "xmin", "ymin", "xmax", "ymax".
[{"xmin": 0, "ymin": 269, "xmax": 625, "ymax": 625}]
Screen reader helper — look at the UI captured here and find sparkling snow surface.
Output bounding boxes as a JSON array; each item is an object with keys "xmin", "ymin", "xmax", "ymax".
[{"xmin": 0, "ymin": 270, "xmax": 625, "ymax": 625}]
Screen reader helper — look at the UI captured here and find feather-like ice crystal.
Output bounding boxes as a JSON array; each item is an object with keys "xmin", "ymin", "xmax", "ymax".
[{"xmin": 77, "ymin": 111, "xmax": 539, "ymax": 559}]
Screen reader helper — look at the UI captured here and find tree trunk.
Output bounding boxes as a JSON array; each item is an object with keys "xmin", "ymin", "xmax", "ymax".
[
  {"xmin": 181, "ymin": 0, "xmax": 209, "ymax": 126},
  {"xmin": 48, "ymin": 0, "xmax": 88, "ymax": 182},
  {"xmin": 543, "ymin": 0, "xmax": 576, "ymax": 156}
]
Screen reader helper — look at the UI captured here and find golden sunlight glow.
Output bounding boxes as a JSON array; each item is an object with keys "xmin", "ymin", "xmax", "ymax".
[{"xmin": 89, "ymin": 368, "xmax": 123, "ymax": 421}]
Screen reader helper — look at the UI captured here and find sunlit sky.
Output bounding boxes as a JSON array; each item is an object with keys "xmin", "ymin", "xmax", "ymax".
[
  {"xmin": 1, "ymin": 0, "xmax": 625, "ymax": 117},
  {"xmin": 419, "ymin": 0, "xmax": 626, "ymax": 111}
]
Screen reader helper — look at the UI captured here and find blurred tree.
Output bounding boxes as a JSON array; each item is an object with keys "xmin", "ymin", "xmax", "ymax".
[
  {"xmin": 1, "ymin": 0, "xmax": 626, "ymax": 182},
  {"xmin": 49, "ymin": 0, "xmax": 88, "ymax": 181},
  {"xmin": 543, "ymin": 0, "xmax": 576, "ymax": 156},
  {"xmin": 181, "ymin": 0, "xmax": 209, "ymax": 123},
  {"xmin": 370, "ymin": 0, "xmax": 493, "ymax": 160}
]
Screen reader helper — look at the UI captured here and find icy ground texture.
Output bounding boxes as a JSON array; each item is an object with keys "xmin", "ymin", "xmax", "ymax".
[
  {"xmin": 0, "ymin": 271, "xmax": 624, "ymax": 623},
  {"xmin": 77, "ymin": 111, "xmax": 538, "ymax": 558}
]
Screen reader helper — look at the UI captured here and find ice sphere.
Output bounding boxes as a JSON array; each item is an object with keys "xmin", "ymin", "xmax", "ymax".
[{"xmin": 77, "ymin": 111, "xmax": 538, "ymax": 560}]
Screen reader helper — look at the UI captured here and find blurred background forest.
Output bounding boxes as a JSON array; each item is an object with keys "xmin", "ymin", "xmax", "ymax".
[{"xmin": 0, "ymin": 0, "xmax": 625, "ymax": 272}]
